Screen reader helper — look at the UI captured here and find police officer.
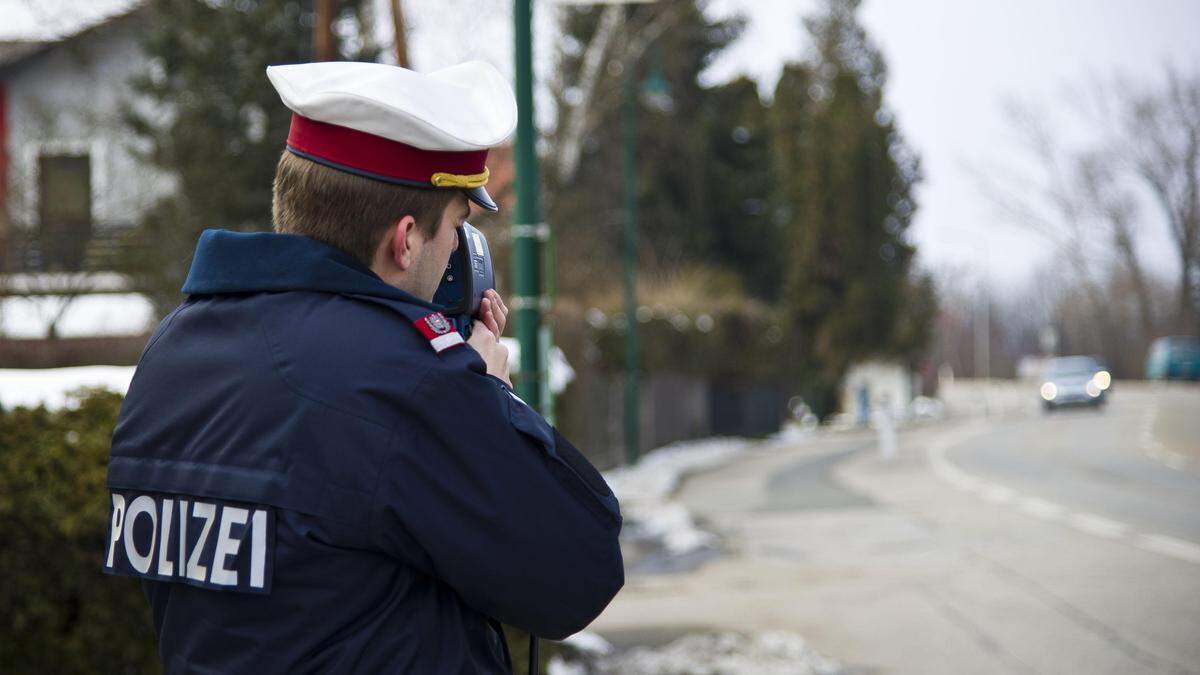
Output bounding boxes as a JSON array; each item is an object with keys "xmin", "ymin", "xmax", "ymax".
[{"xmin": 103, "ymin": 61, "xmax": 624, "ymax": 673}]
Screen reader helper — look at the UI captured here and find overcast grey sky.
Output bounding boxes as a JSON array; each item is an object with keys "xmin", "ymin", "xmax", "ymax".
[
  {"xmin": 5, "ymin": 0, "xmax": 1199, "ymax": 288},
  {"xmin": 703, "ymin": 0, "xmax": 1200, "ymax": 289}
]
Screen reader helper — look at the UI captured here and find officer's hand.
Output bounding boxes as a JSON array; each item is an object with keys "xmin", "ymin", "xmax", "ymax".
[
  {"xmin": 479, "ymin": 290, "xmax": 508, "ymax": 337},
  {"xmin": 468, "ymin": 319, "xmax": 511, "ymax": 387}
]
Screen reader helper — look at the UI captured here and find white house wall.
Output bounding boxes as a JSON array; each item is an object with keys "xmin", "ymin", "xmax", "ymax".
[
  {"xmin": 4, "ymin": 13, "xmax": 175, "ymax": 232},
  {"xmin": 841, "ymin": 360, "xmax": 914, "ymax": 422}
]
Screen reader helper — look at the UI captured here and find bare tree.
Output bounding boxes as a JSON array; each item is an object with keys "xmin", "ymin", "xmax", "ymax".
[
  {"xmin": 314, "ymin": 0, "xmax": 336, "ymax": 61},
  {"xmin": 389, "ymin": 0, "xmax": 410, "ymax": 67},
  {"xmin": 0, "ymin": 271, "xmax": 104, "ymax": 340},
  {"xmin": 1118, "ymin": 67, "xmax": 1200, "ymax": 332},
  {"xmin": 1075, "ymin": 150, "xmax": 1156, "ymax": 340},
  {"xmin": 548, "ymin": 2, "xmax": 687, "ymax": 186},
  {"xmin": 974, "ymin": 100, "xmax": 1118, "ymax": 344},
  {"xmin": 553, "ymin": 4, "xmax": 623, "ymax": 185}
]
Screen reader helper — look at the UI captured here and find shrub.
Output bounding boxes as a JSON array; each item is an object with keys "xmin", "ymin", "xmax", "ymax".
[
  {"xmin": 0, "ymin": 389, "xmax": 159, "ymax": 674},
  {"xmin": 0, "ymin": 389, "xmax": 568, "ymax": 672}
]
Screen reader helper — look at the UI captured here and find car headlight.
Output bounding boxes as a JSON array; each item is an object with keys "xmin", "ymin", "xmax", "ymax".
[
  {"xmin": 1086, "ymin": 381, "xmax": 1101, "ymax": 398},
  {"xmin": 1093, "ymin": 370, "xmax": 1111, "ymax": 390},
  {"xmin": 1041, "ymin": 382, "xmax": 1057, "ymax": 401}
]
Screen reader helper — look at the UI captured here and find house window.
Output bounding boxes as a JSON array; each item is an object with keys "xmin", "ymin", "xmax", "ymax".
[{"xmin": 38, "ymin": 153, "xmax": 92, "ymax": 271}]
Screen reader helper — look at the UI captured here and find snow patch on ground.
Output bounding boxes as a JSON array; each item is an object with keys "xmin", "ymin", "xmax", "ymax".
[
  {"xmin": 601, "ymin": 631, "xmax": 843, "ymax": 675},
  {"xmin": 603, "ymin": 438, "xmax": 748, "ymax": 560},
  {"xmin": 604, "ymin": 438, "xmax": 748, "ymax": 504},
  {"xmin": 0, "ymin": 293, "xmax": 155, "ymax": 338},
  {"xmin": 0, "ymin": 366, "xmax": 135, "ymax": 410},
  {"xmin": 551, "ymin": 631, "xmax": 843, "ymax": 675},
  {"xmin": 0, "ymin": 272, "xmax": 132, "ymax": 294},
  {"xmin": 561, "ymin": 630, "xmax": 614, "ymax": 657}
]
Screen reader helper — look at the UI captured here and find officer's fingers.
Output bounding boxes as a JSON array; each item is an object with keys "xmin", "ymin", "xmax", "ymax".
[
  {"xmin": 480, "ymin": 298, "xmax": 501, "ymax": 337},
  {"xmin": 488, "ymin": 291, "xmax": 508, "ymax": 335},
  {"xmin": 489, "ymin": 295, "xmax": 507, "ymax": 335}
]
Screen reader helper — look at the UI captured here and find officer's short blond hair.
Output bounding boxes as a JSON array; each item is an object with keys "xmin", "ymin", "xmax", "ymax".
[{"xmin": 272, "ymin": 150, "xmax": 457, "ymax": 266}]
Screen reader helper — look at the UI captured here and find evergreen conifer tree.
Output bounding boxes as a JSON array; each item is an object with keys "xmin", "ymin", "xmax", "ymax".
[
  {"xmin": 771, "ymin": 0, "xmax": 929, "ymax": 417},
  {"xmin": 696, "ymin": 77, "xmax": 780, "ymax": 300},
  {"xmin": 123, "ymin": 0, "xmax": 377, "ymax": 315}
]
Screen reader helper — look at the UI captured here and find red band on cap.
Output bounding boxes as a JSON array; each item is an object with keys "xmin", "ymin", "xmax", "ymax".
[{"xmin": 286, "ymin": 114, "xmax": 488, "ymax": 185}]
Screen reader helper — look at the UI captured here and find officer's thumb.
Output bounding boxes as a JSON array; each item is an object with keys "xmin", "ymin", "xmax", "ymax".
[{"xmin": 469, "ymin": 320, "xmax": 497, "ymax": 345}]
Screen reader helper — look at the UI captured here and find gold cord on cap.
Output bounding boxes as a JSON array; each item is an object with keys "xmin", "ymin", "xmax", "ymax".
[{"xmin": 430, "ymin": 167, "xmax": 490, "ymax": 188}]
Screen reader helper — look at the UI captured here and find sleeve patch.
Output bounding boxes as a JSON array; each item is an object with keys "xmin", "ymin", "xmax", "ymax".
[{"xmin": 413, "ymin": 312, "xmax": 465, "ymax": 353}]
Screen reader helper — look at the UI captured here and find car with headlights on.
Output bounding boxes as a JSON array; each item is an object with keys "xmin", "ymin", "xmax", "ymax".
[{"xmin": 1040, "ymin": 355, "xmax": 1111, "ymax": 411}]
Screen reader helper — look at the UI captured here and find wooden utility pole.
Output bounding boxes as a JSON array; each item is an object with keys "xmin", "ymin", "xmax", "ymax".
[
  {"xmin": 389, "ymin": 0, "xmax": 410, "ymax": 67},
  {"xmin": 313, "ymin": 0, "xmax": 336, "ymax": 61}
]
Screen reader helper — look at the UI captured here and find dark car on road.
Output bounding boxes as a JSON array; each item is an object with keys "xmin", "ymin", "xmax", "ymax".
[
  {"xmin": 1146, "ymin": 336, "xmax": 1200, "ymax": 381},
  {"xmin": 1040, "ymin": 355, "xmax": 1111, "ymax": 411}
]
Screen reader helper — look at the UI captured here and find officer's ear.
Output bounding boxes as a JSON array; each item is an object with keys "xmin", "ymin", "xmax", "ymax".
[{"xmin": 388, "ymin": 215, "xmax": 420, "ymax": 271}]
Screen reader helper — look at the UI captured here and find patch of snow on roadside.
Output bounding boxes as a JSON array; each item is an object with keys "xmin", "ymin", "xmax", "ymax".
[
  {"xmin": 0, "ymin": 366, "xmax": 136, "ymax": 410},
  {"xmin": 546, "ymin": 657, "xmax": 586, "ymax": 675},
  {"xmin": 597, "ymin": 631, "xmax": 843, "ymax": 675},
  {"xmin": 561, "ymin": 630, "xmax": 613, "ymax": 656},
  {"xmin": 0, "ymin": 293, "xmax": 155, "ymax": 338},
  {"xmin": 604, "ymin": 438, "xmax": 748, "ymax": 504},
  {"xmin": 603, "ymin": 438, "xmax": 748, "ymax": 558},
  {"xmin": 770, "ymin": 420, "xmax": 817, "ymax": 445}
]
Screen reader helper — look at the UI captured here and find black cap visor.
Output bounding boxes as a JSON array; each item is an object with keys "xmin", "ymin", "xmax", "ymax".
[
  {"xmin": 466, "ymin": 186, "xmax": 498, "ymax": 212},
  {"xmin": 286, "ymin": 147, "xmax": 500, "ymax": 212}
]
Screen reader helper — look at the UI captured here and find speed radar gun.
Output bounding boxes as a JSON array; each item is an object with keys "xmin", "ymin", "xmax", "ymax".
[
  {"xmin": 433, "ymin": 222, "xmax": 495, "ymax": 340},
  {"xmin": 433, "ymin": 223, "xmax": 541, "ymax": 672}
]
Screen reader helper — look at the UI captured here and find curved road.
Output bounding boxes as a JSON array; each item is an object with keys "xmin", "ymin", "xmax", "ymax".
[
  {"xmin": 942, "ymin": 384, "xmax": 1200, "ymax": 551},
  {"xmin": 593, "ymin": 383, "xmax": 1200, "ymax": 674}
]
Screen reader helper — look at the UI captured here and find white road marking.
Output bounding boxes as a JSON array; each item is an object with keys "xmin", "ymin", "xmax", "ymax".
[
  {"xmin": 1018, "ymin": 496, "xmax": 1066, "ymax": 521},
  {"xmin": 1162, "ymin": 451, "xmax": 1187, "ymax": 470},
  {"xmin": 944, "ymin": 473, "xmax": 981, "ymax": 492},
  {"xmin": 980, "ymin": 483, "xmax": 1017, "ymax": 505},
  {"xmin": 1067, "ymin": 513, "xmax": 1128, "ymax": 539},
  {"xmin": 1136, "ymin": 534, "xmax": 1200, "ymax": 565},
  {"xmin": 926, "ymin": 423, "xmax": 1199, "ymax": 565}
]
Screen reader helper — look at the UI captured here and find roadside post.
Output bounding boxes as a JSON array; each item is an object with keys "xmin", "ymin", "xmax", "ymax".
[
  {"xmin": 556, "ymin": 0, "xmax": 661, "ymax": 466},
  {"xmin": 512, "ymin": 0, "xmax": 545, "ymax": 413}
]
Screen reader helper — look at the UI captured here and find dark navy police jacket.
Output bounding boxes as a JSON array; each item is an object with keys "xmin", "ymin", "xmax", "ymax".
[{"xmin": 104, "ymin": 230, "xmax": 624, "ymax": 674}]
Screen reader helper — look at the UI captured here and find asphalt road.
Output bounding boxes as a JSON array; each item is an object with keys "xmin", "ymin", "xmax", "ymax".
[
  {"xmin": 945, "ymin": 386, "xmax": 1200, "ymax": 543},
  {"xmin": 592, "ymin": 383, "xmax": 1200, "ymax": 674}
]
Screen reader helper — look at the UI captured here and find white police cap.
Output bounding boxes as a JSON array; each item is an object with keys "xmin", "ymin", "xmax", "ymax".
[{"xmin": 266, "ymin": 61, "xmax": 517, "ymax": 211}]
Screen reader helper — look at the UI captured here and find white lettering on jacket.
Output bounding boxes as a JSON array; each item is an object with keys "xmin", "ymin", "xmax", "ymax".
[{"xmin": 104, "ymin": 492, "xmax": 271, "ymax": 592}]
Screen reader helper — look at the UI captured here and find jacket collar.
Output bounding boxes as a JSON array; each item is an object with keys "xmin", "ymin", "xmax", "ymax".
[{"xmin": 181, "ymin": 229, "xmax": 438, "ymax": 310}]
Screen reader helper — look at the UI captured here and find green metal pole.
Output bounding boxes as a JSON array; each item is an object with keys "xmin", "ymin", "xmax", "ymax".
[
  {"xmin": 514, "ymin": 2, "xmax": 544, "ymax": 669},
  {"xmin": 622, "ymin": 60, "xmax": 640, "ymax": 465},
  {"xmin": 512, "ymin": 0, "xmax": 542, "ymax": 411}
]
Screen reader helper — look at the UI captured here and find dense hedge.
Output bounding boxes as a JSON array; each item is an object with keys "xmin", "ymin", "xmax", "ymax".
[{"xmin": 0, "ymin": 389, "xmax": 160, "ymax": 673}]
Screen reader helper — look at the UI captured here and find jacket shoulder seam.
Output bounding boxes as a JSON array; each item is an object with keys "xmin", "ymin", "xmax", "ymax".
[{"xmin": 136, "ymin": 301, "xmax": 191, "ymax": 366}]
